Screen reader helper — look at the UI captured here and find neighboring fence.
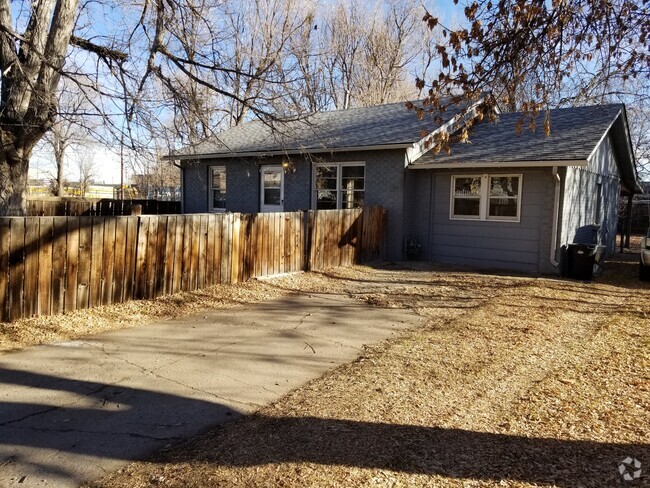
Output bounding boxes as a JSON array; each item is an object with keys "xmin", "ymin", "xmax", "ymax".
[
  {"xmin": 26, "ymin": 198, "xmax": 181, "ymax": 216},
  {"xmin": 628, "ymin": 200, "xmax": 650, "ymax": 233},
  {"xmin": 0, "ymin": 207, "xmax": 386, "ymax": 322}
]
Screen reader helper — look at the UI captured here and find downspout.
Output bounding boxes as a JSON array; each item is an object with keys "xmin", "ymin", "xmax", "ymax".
[
  {"xmin": 173, "ymin": 160, "xmax": 184, "ymax": 214},
  {"xmin": 550, "ymin": 166, "xmax": 561, "ymax": 267}
]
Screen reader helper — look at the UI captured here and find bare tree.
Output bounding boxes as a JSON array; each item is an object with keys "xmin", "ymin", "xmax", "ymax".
[
  {"xmin": 39, "ymin": 81, "xmax": 96, "ymax": 196},
  {"xmin": 322, "ymin": 1, "xmax": 364, "ymax": 110},
  {"xmin": 129, "ymin": 150, "xmax": 180, "ymax": 201},
  {"xmin": 285, "ymin": 9, "xmax": 330, "ymax": 113},
  {"xmin": 0, "ymin": 0, "xmax": 319, "ymax": 215},
  {"xmin": 353, "ymin": 1, "xmax": 420, "ymax": 106},
  {"xmin": 319, "ymin": 0, "xmax": 437, "ymax": 110},
  {"xmin": 75, "ymin": 149, "xmax": 96, "ymax": 198},
  {"xmin": 414, "ymin": 0, "xmax": 649, "ymax": 155},
  {"xmin": 629, "ymin": 105, "xmax": 650, "ymax": 178},
  {"xmin": 0, "ymin": 0, "xmax": 84, "ymax": 214}
]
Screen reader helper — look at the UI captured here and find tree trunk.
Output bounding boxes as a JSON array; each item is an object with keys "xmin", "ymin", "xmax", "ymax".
[
  {"xmin": 55, "ymin": 148, "xmax": 65, "ymax": 197},
  {"xmin": 0, "ymin": 154, "xmax": 29, "ymax": 216},
  {"xmin": 57, "ymin": 162, "xmax": 65, "ymax": 197}
]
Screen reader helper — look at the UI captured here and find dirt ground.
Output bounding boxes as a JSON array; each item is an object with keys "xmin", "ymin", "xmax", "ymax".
[{"xmin": 69, "ymin": 241, "xmax": 650, "ymax": 488}]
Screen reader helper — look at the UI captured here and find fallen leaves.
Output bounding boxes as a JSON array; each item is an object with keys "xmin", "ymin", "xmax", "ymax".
[{"xmin": 87, "ymin": 249, "xmax": 649, "ymax": 488}]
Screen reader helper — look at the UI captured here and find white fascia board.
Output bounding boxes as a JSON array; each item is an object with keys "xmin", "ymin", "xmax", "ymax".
[
  {"xmin": 166, "ymin": 143, "xmax": 413, "ymax": 161},
  {"xmin": 408, "ymin": 159, "xmax": 588, "ymax": 170},
  {"xmin": 405, "ymin": 98, "xmax": 486, "ymax": 167}
]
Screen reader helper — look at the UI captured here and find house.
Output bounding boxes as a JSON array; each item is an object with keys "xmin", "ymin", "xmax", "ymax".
[{"xmin": 170, "ymin": 99, "xmax": 641, "ymax": 274}]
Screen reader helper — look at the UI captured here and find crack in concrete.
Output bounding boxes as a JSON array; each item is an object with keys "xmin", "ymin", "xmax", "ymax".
[
  {"xmin": 0, "ymin": 381, "xmax": 127, "ymax": 428},
  {"xmin": 143, "ymin": 337, "xmax": 252, "ymax": 375},
  {"xmin": 97, "ymin": 345, "xmax": 262, "ymax": 410},
  {"xmin": 289, "ymin": 330, "xmax": 362, "ymax": 352},
  {"xmin": 219, "ymin": 374, "xmax": 281, "ymax": 395},
  {"xmin": 4, "ymin": 424, "xmax": 184, "ymax": 442},
  {"xmin": 0, "ymin": 405, "xmax": 62, "ymax": 428}
]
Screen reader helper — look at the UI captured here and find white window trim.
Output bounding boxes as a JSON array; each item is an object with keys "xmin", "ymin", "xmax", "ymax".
[
  {"xmin": 209, "ymin": 165, "xmax": 227, "ymax": 213},
  {"xmin": 450, "ymin": 174, "xmax": 523, "ymax": 222},
  {"xmin": 312, "ymin": 161, "xmax": 365, "ymax": 210},
  {"xmin": 260, "ymin": 165, "xmax": 284, "ymax": 212}
]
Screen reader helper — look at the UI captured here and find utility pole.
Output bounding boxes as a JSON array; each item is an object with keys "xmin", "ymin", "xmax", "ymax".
[{"xmin": 120, "ymin": 133, "xmax": 125, "ymax": 201}]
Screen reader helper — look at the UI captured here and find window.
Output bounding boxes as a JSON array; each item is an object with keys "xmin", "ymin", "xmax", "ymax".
[
  {"xmin": 313, "ymin": 163, "xmax": 364, "ymax": 209},
  {"xmin": 450, "ymin": 174, "xmax": 522, "ymax": 221},
  {"xmin": 452, "ymin": 176, "xmax": 482, "ymax": 218},
  {"xmin": 210, "ymin": 166, "xmax": 226, "ymax": 212}
]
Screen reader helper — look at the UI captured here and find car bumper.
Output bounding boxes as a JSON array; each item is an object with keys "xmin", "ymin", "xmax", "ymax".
[{"xmin": 642, "ymin": 249, "xmax": 650, "ymax": 267}]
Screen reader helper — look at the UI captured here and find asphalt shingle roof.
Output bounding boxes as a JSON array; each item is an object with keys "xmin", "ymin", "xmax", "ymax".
[
  {"xmin": 175, "ymin": 99, "xmax": 475, "ymax": 157},
  {"xmin": 416, "ymin": 104, "xmax": 624, "ymax": 165},
  {"xmin": 177, "ymin": 101, "xmax": 624, "ymax": 165}
]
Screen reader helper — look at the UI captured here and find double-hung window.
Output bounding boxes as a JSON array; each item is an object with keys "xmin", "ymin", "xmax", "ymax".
[
  {"xmin": 313, "ymin": 162, "xmax": 365, "ymax": 209},
  {"xmin": 451, "ymin": 174, "xmax": 522, "ymax": 221},
  {"xmin": 210, "ymin": 166, "xmax": 226, "ymax": 212}
]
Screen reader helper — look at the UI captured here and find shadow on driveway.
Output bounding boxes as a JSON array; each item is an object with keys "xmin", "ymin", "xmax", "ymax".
[{"xmin": 1, "ymin": 368, "xmax": 646, "ymax": 487}]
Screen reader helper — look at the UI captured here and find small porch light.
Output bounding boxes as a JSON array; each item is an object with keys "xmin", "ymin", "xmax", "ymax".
[{"xmin": 282, "ymin": 159, "xmax": 296, "ymax": 174}]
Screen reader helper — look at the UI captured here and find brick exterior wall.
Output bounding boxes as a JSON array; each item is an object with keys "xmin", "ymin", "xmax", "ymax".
[{"xmin": 181, "ymin": 149, "xmax": 407, "ymax": 260}]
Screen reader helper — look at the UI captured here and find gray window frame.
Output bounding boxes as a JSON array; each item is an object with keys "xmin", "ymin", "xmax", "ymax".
[
  {"xmin": 311, "ymin": 161, "xmax": 365, "ymax": 210},
  {"xmin": 209, "ymin": 165, "xmax": 227, "ymax": 212}
]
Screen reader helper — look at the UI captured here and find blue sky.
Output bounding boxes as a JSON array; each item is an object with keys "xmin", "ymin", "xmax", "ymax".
[{"xmin": 26, "ymin": 0, "xmax": 467, "ymax": 184}]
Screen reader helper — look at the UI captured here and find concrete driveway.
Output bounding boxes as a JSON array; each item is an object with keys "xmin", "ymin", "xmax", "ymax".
[{"xmin": 0, "ymin": 292, "xmax": 422, "ymax": 487}]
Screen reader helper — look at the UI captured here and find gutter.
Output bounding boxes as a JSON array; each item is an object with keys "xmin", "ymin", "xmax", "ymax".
[
  {"xmin": 550, "ymin": 166, "xmax": 561, "ymax": 267},
  {"xmin": 408, "ymin": 159, "xmax": 588, "ymax": 170},
  {"xmin": 164, "ymin": 143, "xmax": 413, "ymax": 161}
]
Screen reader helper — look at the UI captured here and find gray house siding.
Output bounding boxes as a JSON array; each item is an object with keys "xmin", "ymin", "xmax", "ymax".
[
  {"xmin": 403, "ymin": 168, "xmax": 555, "ymax": 274},
  {"xmin": 559, "ymin": 134, "xmax": 621, "ymax": 254}
]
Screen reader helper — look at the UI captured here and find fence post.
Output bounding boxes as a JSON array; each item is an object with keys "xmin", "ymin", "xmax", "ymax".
[
  {"xmin": 357, "ymin": 208, "xmax": 366, "ymax": 264},
  {"xmin": 380, "ymin": 207, "xmax": 388, "ymax": 260},
  {"xmin": 304, "ymin": 210, "xmax": 314, "ymax": 271}
]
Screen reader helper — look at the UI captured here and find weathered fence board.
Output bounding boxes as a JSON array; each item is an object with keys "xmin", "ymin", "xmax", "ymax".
[
  {"xmin": 0, "ymin": 207, "xmax": 385, "ymax": 321},
  {"xmin": 9, "ymin": 219, "xmax": 25, "ymax": 321},
  {"xmin": 102, "ymin": 218, "xmax": 117, "ymax": 306},
  {"xmin": 0, "ymin": 219, "xmax": 10, "ymax": 320},
  {"xmin": 23, "ymin": 218, "xmax": 39, "ymax": 318},
  {"xmin": 51, "ymin": 218, "xmax": 66, "ymax": 315},
  {"xmin": 89, "ymin": 218, "xmax": 104, "ymax": 308},
  {"xmin": 37, "ymin": 217, "xmax": 53, "ymax": 316}
]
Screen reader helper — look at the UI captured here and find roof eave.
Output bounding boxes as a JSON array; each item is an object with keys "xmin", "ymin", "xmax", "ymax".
[
  {"xmin": 165, "ymin": 143, "xmax": 413, "ymax": 161},
  {"xmin": 408, "ymin": 159, "xmax": 589, "ymax": 170},
  {"xmin": 613, "ymin": 106, "xmax": 643, "ymax": 194}
]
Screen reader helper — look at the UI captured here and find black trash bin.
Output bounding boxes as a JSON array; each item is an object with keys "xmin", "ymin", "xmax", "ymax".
[{"xmin": 567, "ymin": 243, "xmax": 597, "ymax": 280}]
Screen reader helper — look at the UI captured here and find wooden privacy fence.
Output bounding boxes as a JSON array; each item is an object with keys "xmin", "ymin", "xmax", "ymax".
[
  {"xmin": 0, "ymin": 207, "xmax": 386, "ymax": 322},
  {"xmin": 26, "ymin": 198, "xmax": 181, "ymax": 216}
]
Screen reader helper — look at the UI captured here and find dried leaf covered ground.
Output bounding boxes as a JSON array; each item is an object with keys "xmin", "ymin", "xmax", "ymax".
[
  {"xmin": 0, "ymin": 280, "xmax": 290, "ymax": 354},
  {"xmin": 82, "ymin": 245, "xmax": 649, "ymax": 488}
]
